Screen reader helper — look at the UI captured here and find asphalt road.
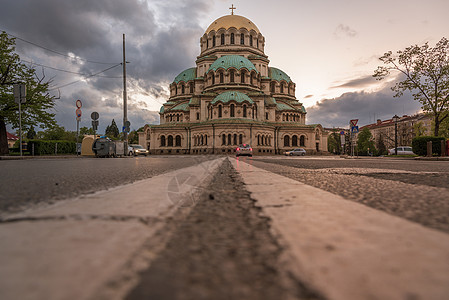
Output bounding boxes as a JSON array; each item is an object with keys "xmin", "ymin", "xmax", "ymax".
[
  {"xmin": 0, "ymin": 156, "xmax": 214, "ymax": 215},
  {"xmin": 249, "ymin": 156, "xmax": 449, "ymax": 233}
]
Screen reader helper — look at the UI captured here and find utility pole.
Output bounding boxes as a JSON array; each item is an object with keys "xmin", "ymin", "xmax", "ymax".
[{"xmin": 123, "ymin": 33, "xmax": 128, "ymax": 150}]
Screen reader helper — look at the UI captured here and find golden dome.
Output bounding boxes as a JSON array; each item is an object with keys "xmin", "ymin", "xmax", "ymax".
[{"xmin": 205, "ymin": 14, "xmax": 260, "ymax": 34}]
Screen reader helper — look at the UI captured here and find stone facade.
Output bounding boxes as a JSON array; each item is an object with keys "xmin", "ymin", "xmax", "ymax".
[{"xmin": 139, "ymin": 14, "xmax": 328, "ymax": 155}]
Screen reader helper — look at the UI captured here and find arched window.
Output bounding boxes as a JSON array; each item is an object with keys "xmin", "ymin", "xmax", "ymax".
[
  {"xmin": 176, "ymin": 114, "xmax": 180, "ymax": 122},
  {"xmin": 206, "ymin": 39, "xmax": 209, "ymax": 49},
  {"xmin": 250, "ymin": 35, "xmax": 253, "ymax": 46},
  {"xmin": 265, "ymin": 112, "xmax": 269, "ymax": 120},
  {"xmin": 175, "ymin": 85, "xmax": 178, "ymax": 95},
  {"xmin": 241, "ymin": 70, "xmax": 246, "ymax": 83},
  {"xmin": 205, "ymin": 135, "xmax": 207, "ymax": 145},
  {"xmin": 170, "ymin": 115, "xmax": 173, "ymax": 122},
  {"xmin": 175, "ymin": 135, "xmax": 181, "ymax": 147},
  {"xmin": 284, "ymin": 136, "xmax": 290, "ymax": 147},
  {"xmin": 190, "ymin": 83, "xmax": 194, "ymax": 93},
  {"xmin": 240, "ymin": 33, "xmax": 245, "ymax": 45},
  {"xmin": 230, "ymin": 104, "xmax": 235, "ymax": 117},
  {"xmin": 243, "ymin": 105, "xmax": 247, "ymax": 117},
  {"xmin": 181, "ymin": 84, "xmax": 185, "ymax": 94},
  {"xmin": 218, "ymin": 105, "xmax": 222, "ymax": 118},
  {"xmin": 286, "ymin": 115, "xmax": 289, "ymax": 122},
  {"xmin": 230, "ymin": 70, "xmax": 235, "ymax": 83},
  {"xmin": 212, "ymin": 36, "xmax": 216, "ymax": 47},
  {"xmin": 227, "ymin": 134, "xmax": 232, "ymax": 145},
  {"xmin": 230, "ymin": 33, "xmax": 234, "ymax": 44},
  {"xmin": 221, "ymin": 33, "xmax": 225, "ymax": 45},
  {"xmin": 292, "ymin": 135, "xmax": 298, "ymax": 147},
  {"xmin": 316, "ymin": 131, "xmax": 320, "ymax": 140},
  {"xmin": 219, "ymin": 72, "xmax": 224, "ymax": 83},
  {"xmin": 201, "ymin": 135, "xmax": 204, "ymax": 145},
  {"xmin": 160, "ymin": 136, "xmax": 166, "ymax": 147},
  {"xmin": 239, "ymin": 134, "xmax": 243, "ymax": 145},
  {"xmin": 222, "ymin": 134, "xmax": 226, "ymax": 145},
  {"xmin": 271, "ymin": 82, "xmax": 276, "ymax": 93},
  {"xmin": 257, "ymin": 135, "xmax": 260, "ymax": 146},
  {"xmin": 280, "ymin": 84, "xmax": 284, "ymax": 93},
  {"xmin": 250, "ymin": 72, "xmax": 253, "ymax": 85},
  {"xmin": 257, "ymin": 38, "xmax": 259, "ymax": 48},
  {"xmin": 211, "ymin": 73, "xmax": 215, "ymax": 85},
  {"xmin": 168, "ymin": 135, "xmax": 174, "ymax": 147},
  {"xmin": 300, "ymin": 135, "xmax": 306, "ymax": 147},
  {"xmin": 233, "ymin": 134, "xmax": 237, "ymax": 145}
]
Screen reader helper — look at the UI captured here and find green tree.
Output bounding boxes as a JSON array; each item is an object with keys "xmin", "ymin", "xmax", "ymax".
[
  {"xmin": 376, "ymin": 135, "xmax": 387, "ymax": 156},
  {"xmin": 0, "ymin": 31, "xmax": 57, "ymax": 154},
  {"xmin": 26, "ymin": 125, "xmax": 36, "ymax": 139},
  {"xmin": 433, "ymin": 111, "xmax": 449, "ymax": 138},
  {"xmin": 105, "ymin": 119, "xmax": 119, "ymax": 139},
  {"xmin": 37, "ymin": 125, "xmax": 76, "ymax": 141},
  {"xmin": 357, "ymin": 127, "xmax": 375, "ymax": 155},
  {"xmin": 79, "ymin": 126, "xmax": 95, "ymax": 135},
  {"xmin": 374, "ymin": 37, "xmax": 449, "ymax": 136},
  {"xmin": 413, "ymin": 122, "xmax": 426, "ymax": 137},
  {"xmin": 327, "ymin": 132, "xmax": 341, "ymax": 154}
]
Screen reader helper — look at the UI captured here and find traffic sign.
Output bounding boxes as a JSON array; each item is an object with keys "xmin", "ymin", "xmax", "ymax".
[
  {"xmin": 76, "ymin": 99, "xmax": 82, "ymax": 108},
  {"xmin": 351, "ymin": 126, "xmax": 359, "ymax": 133},
  {"xmin": 13, "ymin": 84, "xmax": 26, "ymax": 104},
  {"xmin": 92, "ymin": 120, "xmax": 99, "ymax": 130},
  {"xmin": 76, "ymin": 108, "xmax": 82, "ymax": 118},
  {"xmin": 340, "ymin": 131, "xmax": 345, "ymax": 135},
  {"xmin": 91, "ymin": 112, "xmax": 99, "ymax": 120},
  {"xmin": 350, "ymin": 119, "xmax": 358, "ymax": 127}
]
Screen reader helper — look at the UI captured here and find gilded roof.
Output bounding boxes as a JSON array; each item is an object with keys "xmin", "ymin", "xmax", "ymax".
[
  {"xmin": 173, "ymin": 67, "xmax": 196, "ymax": 83},
  {"xmin": 269, "ymin": 67, "xmax": 292, "ymax": 83},
  {"xmin": 211, "ymin": 91, "xmax": 254, "ymax": 104},
  {"xmin": 205, "ymin": 15, "xmax": 260, "ymax": 34},
  {"xmin": 208, "ymin": 55, "xmax": 258, "ymax": 73}
]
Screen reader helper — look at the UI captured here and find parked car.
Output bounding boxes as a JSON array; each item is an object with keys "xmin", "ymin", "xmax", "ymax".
[
  {"xmin": 388, "ymin": 146, "xmax": 415, "ymax": 155},
  {"xmin": 285, "ymin": 148, "xmax": 306, "ymax": 156},
  {"xmin": 236, "ymin": 144, "xmax": 253, "ymax": 157},
  {"xmin": 130, "ymin": 144, "xmax": 149, "ymax": 156}
]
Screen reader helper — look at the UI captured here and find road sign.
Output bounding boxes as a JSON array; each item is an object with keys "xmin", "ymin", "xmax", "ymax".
[
  {"xmin": 76, "ymin": 99, "xmax": 82, "ymax": 108},
  {"xmin": 340, "ymin": 134, "xmax": 345, "ymax": 145},
  {"xmin": 92, "ymin": 120, "xmax": 99, "ymax": 130},
  {"xmin": 340, "ymin": 131, "xmax": 345, "ymax": 135},
  {"xmin": 91, "ymin": 112, "xmax": 99, "ymax": 120},
  {"xmin": 13, "ymin": 84, "xmax": 26, "ymax": 104},
  {"xmin": 124, "ymin": 121, "xmax": 130, "ymax": 127},
  {"xmin": 351, "ymin": 126, "xmax": 359, "ymax": 133},
  {"xmin": 350, "ymin": 119, "xmax": 358, "ymax": 127},
  {"xmin": 76, "ymin": 108, "xmax": 82, "ymax": 118}
]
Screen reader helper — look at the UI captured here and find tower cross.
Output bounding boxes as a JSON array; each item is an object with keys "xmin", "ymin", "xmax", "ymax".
[{"xmin": 229, "ymin": 4, "xmax": 236, "ymax": 15}]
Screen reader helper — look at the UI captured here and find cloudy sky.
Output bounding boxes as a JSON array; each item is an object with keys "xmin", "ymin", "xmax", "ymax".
[{"xmin": 1, "ymin": 0, "xmax": 448, "ymax": 132}]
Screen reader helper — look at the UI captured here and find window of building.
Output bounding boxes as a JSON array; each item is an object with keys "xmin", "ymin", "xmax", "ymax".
[
  {"xmin": 230, "ymin": 33, "xmax": 234, "ymax": 44},
  {"xmin": 212, "ymin": 36, "xmax": 216, "ymax": 47},
  {"xmin": 218, "ymin": 105, "xmax": 222, "ymax": 118},
  {"xmin": 292, "ymin": 135, "xmax": 298, "ymax": 147},
  {"xmin": 228, "ymin": 134, "xmax": 232, "ymax": 145},
  {"xmin": 168, "ymin": 135, "xmax": 173, "ymax": 147},
  {"xmin": 230, "ymin": 70, "xmax": 234, "ymax": 83},
  {"xmin": 241, "ymin": 70, "xmax": 245, "ymax": 83},
  {"xmin": 240, "ymin": 34, "xmax": 245, "ymax": 45},
  {"xmin": 222, "ymin": 134, "xmax": 226, "ymax": 145},
  {"xmin": 239, "ymin": 134, "xmax": 243, "ymax": 145},
  {"xmin": 280, "ymin": 84, "xmax": 284, "ymax": 93},
  {"xmin": 175, "ymin": 135, "xmax": 181, "ymax": 147},
  {"xmin": 271, "ymin": 82, "xmax": 276, "ymax": 93},
  {"xmin": 266, "ymin": 112, "xmax": 269, "ymax": 120},
  {"xmin": 257, "ymin": 38, "xmax": 259, "ymax": 48},
  {"xmin": 181, "ymin": 84, "xmax": 185, "ymax": 94},
  {"xmin": 300, "ymin": 135, "xmax": 305, "ymax": 147},
  {"xmin": 196, "ymin": 112, "xmax": 200, "ymax": 120},
  {"xmin": 160, "ymin": 136, "xmax": 166, "ymax": 147},
  {"xmin": 211, "ymin": 73, "xmax": 215, "ymax": 84},
  {"xmin": 206, "ymin": 39, "xmax": 209, "ymax": 49},
  {"xmin": 201, "ymin": 135, "xmax": 204, "ymax": 145},
  {"xmin": 205, "ymin": 135, "xmax": 207, "ymax": 145},
  {"xmin": 250, "ymin": 73, "xmax": 253, "ymax": 85},
  {"xmin": 175, "ymin": 85, "xmax": 178, "ymax": 95},
  {"xmin": 250, "ymin": 35, "xmax": 253, "ymax": 46},
  {"xmin": 177, "ymin": 115, "xmax": 179, "ymax": 122},
  {"xmin": 220, "ymin": 72, "xmax": 224, "ymax": 83},
  {"xmin": 190, "ymin": 83, "xmax": 194, "ymax": 93},
  {"xmin": 221, "ymin": 33, "xmax": 225, "ymax": 45},
  {"xmin": 243, "ymin": 105, "xmax": 247, "ymax": 117},
  {"xmin": 233, "ymin": 134, "xmax": 237, "ymax": 145},
  {"xmin": 284, "ymin": 136, "xmax": 290, "ymax": 147},
  {"xmin": 230, "ymin": 104, "xmax": 235, "ymax": 117}
]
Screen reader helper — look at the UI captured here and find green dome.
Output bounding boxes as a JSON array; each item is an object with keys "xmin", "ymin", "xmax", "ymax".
[
  {"xmin": 174, "ymin": 67, "xmax": 196, "ymax": 83},
  {"xmin": 208, "ymin": 55, "xmax": 258, "ymax": 73},
  {"xmin": 211, "ymin": 91, "xmax": 254, "ymax": 104},
  {"xmin": 269, "ymin": 67, "xmax": 292, "ymax": 83},
  {"xmin": 159, "ymin": 106, "xmax": 164, "ymax": 113}
]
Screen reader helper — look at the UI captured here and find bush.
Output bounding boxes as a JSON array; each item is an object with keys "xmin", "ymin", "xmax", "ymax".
[
  {"xmin": 411, "ymin": 136, "xmax": 446, "ymax": 156},
  {"xmin": 27, "ymin": 140, "xmax": 76, "ymax": 155}
]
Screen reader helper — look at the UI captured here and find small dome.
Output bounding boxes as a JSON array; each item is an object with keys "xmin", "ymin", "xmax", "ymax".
[
  {"xmin": 173, "ymin": 67, "xmax": 196, "ymax": 83},
  {"xmin": 208, "ymin": 55, "xmax": 258, "ymax": 73},
  {"xmin": 269, "ymin": 67, "xmax": 292, "ymax": 83},
  {"xmin": 211, "ymin": 91, "xmax": 254, "ymax": 104},
  {"xmin": 206, "ymin": 14, "xmax": 260, "ymax": 34}
]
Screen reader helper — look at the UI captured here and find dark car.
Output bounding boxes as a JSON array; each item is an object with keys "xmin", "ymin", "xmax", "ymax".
[
  {"xmin": 284, "ymin": 148, "xmax": 306, "ymax": 156},
  {"xmin": 236, "ymin": 144, "xmax": 253, "ymax": 157}
]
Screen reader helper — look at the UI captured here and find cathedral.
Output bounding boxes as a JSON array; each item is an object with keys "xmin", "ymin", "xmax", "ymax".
[{"xmin": 139, "ymin": 10, "xmax": 328, "ymax": 155}]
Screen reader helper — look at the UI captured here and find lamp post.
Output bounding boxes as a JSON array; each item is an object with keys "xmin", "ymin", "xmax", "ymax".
[{"xmin": 393, "ymin": 115, "xmax": 399, "ymax": 155}]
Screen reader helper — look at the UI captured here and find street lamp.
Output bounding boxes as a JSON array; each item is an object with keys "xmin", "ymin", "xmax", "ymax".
[{"xmin": 393, "ymin": 114, "xmax": 399, "ymax": 155}]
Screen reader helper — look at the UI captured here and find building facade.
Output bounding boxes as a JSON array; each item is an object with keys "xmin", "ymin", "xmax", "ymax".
[{"xmin": 139, "ymin": 13, "xmax": 327, "ymax": 155}]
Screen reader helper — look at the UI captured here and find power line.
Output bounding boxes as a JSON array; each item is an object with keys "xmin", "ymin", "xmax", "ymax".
[
  {"xmin": 2, "ymin": 30, "xmax": 119, "ymax": 65},
  {"xmin": 49, "ymin": 63, "xmax": 122, "ymax": 90}
]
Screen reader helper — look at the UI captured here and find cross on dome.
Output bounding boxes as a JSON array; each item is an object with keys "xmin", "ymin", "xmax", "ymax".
[{"xmin": 229, "ymin": 4, "xmax": 236, "ymax": 15}]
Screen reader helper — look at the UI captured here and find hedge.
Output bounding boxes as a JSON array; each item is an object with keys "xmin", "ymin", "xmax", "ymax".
[
  {"xmin": 27, "ymin": 140, "xmax": 76, "ymax": 155},
  {"xmin": 411, "ymin": 136, "xmax": 446, "ymax": 156}
]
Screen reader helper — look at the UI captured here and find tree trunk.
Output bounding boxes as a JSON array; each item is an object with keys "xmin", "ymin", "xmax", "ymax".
[
  {"xmin": 0, "ymin": 117, "xmax": 9, "ymax": 155},
  {"xmin": 434, "ymin": 116, "xmax": 440, "ymax": 137}
]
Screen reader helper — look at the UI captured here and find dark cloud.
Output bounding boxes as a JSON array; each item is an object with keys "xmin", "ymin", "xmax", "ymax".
[
  {"xmin": 304, "ymin": 94, "xmax": 314, "ymax": 99},
  {"xmin": 334, "ymin": 24, "xmax": 357, "ymax": 38},
  {"xmin": 307, "ymin": 88, "xmax": 422, "ymax": 128},
  {"xmin": 331, "ymin": 75, "xmax": 378, "ymax": 89}
]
